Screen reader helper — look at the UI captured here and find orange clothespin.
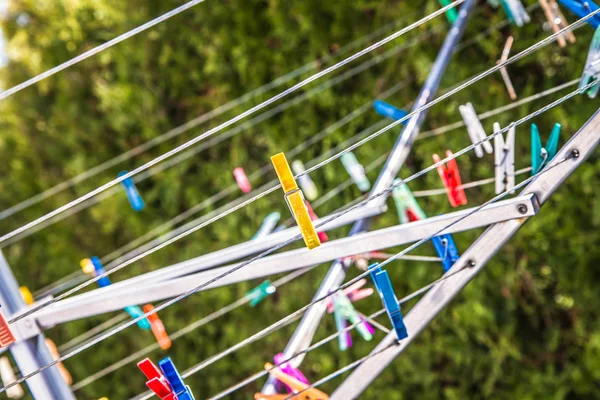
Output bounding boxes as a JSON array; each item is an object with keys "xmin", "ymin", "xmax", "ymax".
[
  {"xmin": 254, "ymin": 363, "xmax": 329, "ymax": 400},
  {"xmin": 45, "ymin": 339, "xmax": 72, "ymax": 385},
  {"xmin": 143, "ymin": 304, "xmax": 172, "ymax": 350},
  {"xmin": 432, "ymin": 151, "xmax": 467, "ymax": 207},
  {"xmin": 271, "ymin": 153, "xmax": 321, "ymax": 250}
]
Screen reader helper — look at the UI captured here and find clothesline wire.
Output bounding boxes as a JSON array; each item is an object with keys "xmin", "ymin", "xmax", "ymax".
[
  {"xmin": 0, "ymin": 13, "xmax": 418, "ymax": 221},
  {"xmin": 0, "ymin": 0, "xmax": 463, "ymax": 245},
  {"xmin": 1, "ymin": 74, "xmax": 591, "ymax": 393},
  {"xmin": 7, "ymin": 5, "xmax": 592, "ymax": 330}
]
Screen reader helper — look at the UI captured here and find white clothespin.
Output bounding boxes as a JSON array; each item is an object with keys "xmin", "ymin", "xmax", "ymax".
[
  {"xmin": 503, "ymin": 0, "xmax": 531, "ymax": 27},
  {"xmin": 580, "ymin": 26, "xmax": 600, "ymax": 98},
  {"xmin": 459, "ymin": 102, "xmax": 493, "ymax": 158},
  {"xmin": 497, "ymin": 36, "xmax": 517, "ymax": 100},
  {"xmin": 0, "ymin": 357, "xmax": 24, "ymax": 399},
  {"xmin": 493, "ymin": 122, "xmax": 515, "ymax": 194}
]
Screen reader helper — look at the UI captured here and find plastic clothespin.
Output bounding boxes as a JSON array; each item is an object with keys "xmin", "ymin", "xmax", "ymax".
[
  {"xmin": 45, "ymin": 339, "xmax": 72, "ymax": 385},
  {"xmin": 488, "ymin": 0, "xmax": 502, "ymax": 7},
  {"xmin": 340, "ymin": 152, "xmax": 370, "ymax": 192},
  {"xmin": 431, "ymin": 234, "xmax": 461, "ymax": 272},
  {"xmin": 255, "ymin": 362, "xmax": 329, "ymax": 400},
  {"xmin": 272, "ymin": 153, "xmax": 321, "ymax": 250},
  {"xmin": 233, "ymin": 167, "xmax": 252, "ymax": 193},
  {"xmin": 531, "ymin": 123, "xmax": 561, "ymax": 174},
  {"xmin": 118, "ymin": 171, "xmax": 145, "ymax": 212},
  {"xmin": 432, "ymin": 151, "xmax": 468, "ymax": 207},
  {"xmin": 0, "ymin": 357, "xmax": 24, "ymax": 399},
  {"xmin": 138, "ymin": 358, "xmax": 174, "ymax": 400},
  {"xmin": 253, "ymin": 212, "xmax": 281, "ymax": 240},
  {"xmin": 332, "ymin": 296, "xmax": 352, "ymax": 351},
  {"xmin": 0, "ymin": 309, "xmax": 15, "ymax": 348},
  {"xmin": 325, "ymin": 279, "xmax": 372, "ymax": 313},
  {"xmin": 159, "ymin": 357, "xmax": 195, "ymax": 400},
  {"xmin": 539, "ymin": 0, "xmax": 576, "ymax": 47},
  {"xmin": 497, "ymin": 37, "xmax": 518, "ymax": 100},
  {"xmin": 246, "ymin": 280, "xmax": 276, "ymax": 307},
  {"xmin": 19, "ymin": 287, "xmax": 34, "ymax": 306},
  {"xmin": 143, "ymin": 304, "xmax": 172, "ymax": 350},
  {"xmin": 290, "ymin": 160, "xmax": 319, "ymax": 201},
  {"xmin": 558, "ymin": 0, "xmax": 600, "ymax": 29},
  {"xmin": 81, "ymin": 257, "xmax": 151, "ymax": 330},
  {"xmin": 272, "ymin": 353, "xmax": 309, "ymax": 393},
  {"xmin": 373, "ymin": 100, "xmax": 408, "ymax": 121},
  {"xmin": 502, "ymin": 0, "xmax": 531, "ymax": 26},
  {"xmin": 458, "ymin": 103, "xmax": 493, "ymax": 158},
  {"xmin": 334, "ymin": 292, "xmax": 373, "ymax": 343},
  {"xmin": 391, "ymin": 179, "xmax": 426, "ymax": 224},
  {"xmin": 438, "ymin": 0, "xmax": 459, "ymax": 22},
  {"xmin": 493, "ymin": 122, "xmax": 516, "ymax": 194},
  {"xmin": 579, "ymin": 25, "xmax": 600, "ymax": 98},
  {"xmin": 305, "ymin": 201, "xmax": 328, "ymax": 243},
  {"xmin": 368, "ymin": 263, "xmax": 408, "ymax": 340}
]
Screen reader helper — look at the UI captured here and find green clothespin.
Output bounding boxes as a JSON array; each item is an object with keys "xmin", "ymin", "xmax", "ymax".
[
  {"xmin": 488, "ymin": 0, "xmax": 501, "ymax": 7},
  {"xmin": 335, "ymin": 292, "xmax": 373, "ymax": 342},
  {"xmin": 391, "ymin": 178, "xmax": 427, "ymax": 224},
  {"xmin": 531, "ymin": 123, "xmax": 561, "ymax": 175},
  {"xmin": 438, "ymin": 0, "xmax": 458, "ymax": 23},
  {"xmin": 246, "ymin": 280, "xmax": 275, "ymax": 306}
]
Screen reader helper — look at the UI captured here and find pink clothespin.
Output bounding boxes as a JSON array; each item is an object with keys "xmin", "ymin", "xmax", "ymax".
[
  {"xmin": 305, "ymin": 201, "xmax": 328, "ymax": 242},
  {"xmin": 432, "ymin": 151, "xmax": 467, "ymax": 207},
  {"xmin": 233, "ymin": 167, "xmax": 252, "ymax": 193},
  {"xmin": 324, "ymin": 279, "xmax": 373, "ymax": 313},
  {"xmin": 273, "ymin": 353, "xmax": 309, "ymax": 393}
]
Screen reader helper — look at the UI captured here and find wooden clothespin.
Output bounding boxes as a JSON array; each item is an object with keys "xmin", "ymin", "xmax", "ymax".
[
  {"xmin": 494, "ymin": 122, "xmax": 516, "ymax": 194},
  {"xmin": 459, "ymin": 103, "xmax": 494, "ymax": 158},
  {"xmin": 143, "ymin": 304, "xmax": 172, "ymax": 351},
  {"xmin": 539, "ymin": 0, "xmax": 576, "ymax": 47},
  {"xmin": 580, "ymin": 26, "xmax": 600, "ymax": 98},
  {"xmin": 272, "ymin": 153, "xmax": 321, "ymax": 250},
  {"xmin": 531, "ymin": 123, "xmax": 561, "ymax": 174},
  {"xmin": 255, "ymin": 362, "xmax": 329, "ymax": 400},
  {"xmin": 0, "ymin": 357, "xmax": 24, "ymax": 399},
  {"xmin": 502, "ymin": 0, "xmax": 531, "ymax": 26},
  {"xmin": 432, "ymin": 151, "xmax": 468, "ymax": 207},
  {"xmin": 497, "ymin": 37, "xmax": 518, "ymax": 100},
  {"xmin": 45, "ymin": 339, "xmax": 72, "ymax": 385}
]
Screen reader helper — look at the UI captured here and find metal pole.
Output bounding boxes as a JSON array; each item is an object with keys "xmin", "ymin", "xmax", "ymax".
[
  {"xmin": 262, "ymin": 0, "xmax": 477, "ymax": 393},
  {"xmin": 331, "ymin": 107, "xmax": 600, "ymax": 398},
  {"xmin": 0, "ymin": 250, "xmax": 75, "ymax": 399}
]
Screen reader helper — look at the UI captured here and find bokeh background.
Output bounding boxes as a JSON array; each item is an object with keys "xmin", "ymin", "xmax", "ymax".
[{"xmin": 1, "ymin": 0, "xmax": 600, "ymax": 399}]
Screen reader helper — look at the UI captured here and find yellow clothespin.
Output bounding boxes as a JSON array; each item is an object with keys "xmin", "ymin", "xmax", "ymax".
[
  {"xmin": 271, "ymin": 153, "xmax": 321, "ymax": 250},
  {"xmin": 19, "ymin": 287, "xmax": 34, "ymax": 306},
  {"xmin": 254, "ymin": 363, "xmax": 329, "ymax": 400}
]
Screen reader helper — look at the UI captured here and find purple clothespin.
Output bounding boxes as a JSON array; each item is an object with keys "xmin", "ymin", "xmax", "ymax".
[{"xmin": 273, "ymin": 353, "xmax": 309, "ymax": 393}]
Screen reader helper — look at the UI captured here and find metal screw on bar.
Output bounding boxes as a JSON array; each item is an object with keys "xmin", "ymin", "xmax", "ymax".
[
  {"xmin": 571, "ymin": 149, "xmax": 580, "ymax": 159},
  {"xmin": 467, "ymin": 259, "xmax": 476, "ymax": 268},
  {"xmin": 517, "ymin": 204, "xmax": 528, "ymax": 214}
]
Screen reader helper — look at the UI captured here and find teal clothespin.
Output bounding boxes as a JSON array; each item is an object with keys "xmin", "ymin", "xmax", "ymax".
[
  {"xmin": 501, "ymin": 0, "xmax": 530, "ymax": 27},
  {"xmin": 391, "ymin": 179, "xmax": 426, "ymax": 224},
  {"xmin": 253, "ymin": 212, "xmax": 281, "ymax": 240},
  {"xmin": 580, "ymin": 25, "xmax": 600, "ymax": 98},
  {"xmin": 332, "ymin": 295, "xmax": 351, "ymax": 351},
  {"xmin": 438, "ymin": 0, "xmax": 458, "ymax": 23},
  {"xmin": 246, "ymin": 280, "xmax": 276, "ymax": 306},
  {"xmin": 340, "ymin": 152, "xmax": 371, "ymax": 192},
  {"xmin": 531, "ymin": 123, "xmax": 561, "ymax": 175},
  {"xmin": 335, "ymin": 292, "xmax": 373, "ymax": 342}
]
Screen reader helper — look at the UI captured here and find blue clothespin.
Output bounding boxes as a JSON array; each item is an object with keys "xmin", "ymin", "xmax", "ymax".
[
  {"xmin": 118, "ymin": 170, "xmax": 145, "ymax": 211},
  {"xmin": 252, "ymin": 212, "xmax": 281, "ymax": 239},
  {"xmin": 81, "ymin": 257, "xmax": 151, "ymax": 330},
  {"xmin": 373, "ymin": 100, "xmax": 408, "ymax": 121},
  {"xmin": 558, "ymin": 0, "xmax": 600, "ymax": 28},
  {"xmin": 159, "ymin": 357, "xmax": 195, "ymax": 400},
  {"xmin": 368, "ymin": 263, "xmax": 408, "ymax": 341},
  {"xmin": 580, "ymin": 25, "xmax": 600, "ymax": 97},
  {"xmin": 531, "ymin": 123, "xmax": 561, "ymax": 174},
  {"xmin": 501, "ymin": 0, "xmax": 531, "ymax": 26},
  {"xmin": 431, "ymin": 234, "xmax": 460, "ymax": 272}
]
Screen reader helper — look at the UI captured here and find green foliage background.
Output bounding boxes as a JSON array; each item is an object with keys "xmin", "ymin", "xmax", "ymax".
[{"xmin": 1, "ymin": 0, "xmax": 600, "ymax": 399}]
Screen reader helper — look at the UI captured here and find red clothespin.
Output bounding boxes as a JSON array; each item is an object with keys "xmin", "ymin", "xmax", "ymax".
[
  {"xmin": 432, "ymin": 151, "xmax": 467, "ymax": 207},
  {"xmin": 254, "ymin": 362, "xmax": 329, "ymax": 400},
  {"xmin": 0, "ymin": 310, "xmax": 15, "ymax": 348},
  {"xmin": 305, "ymin": 201, "xmax": 328, "ymax": 242},
  {"xmin": 137, "ymin": 358, "xmax": 175, "ymax": 400},
  {"xmin": 143, "ymin": 304, "xmax": 172, "ymax": 350}
]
